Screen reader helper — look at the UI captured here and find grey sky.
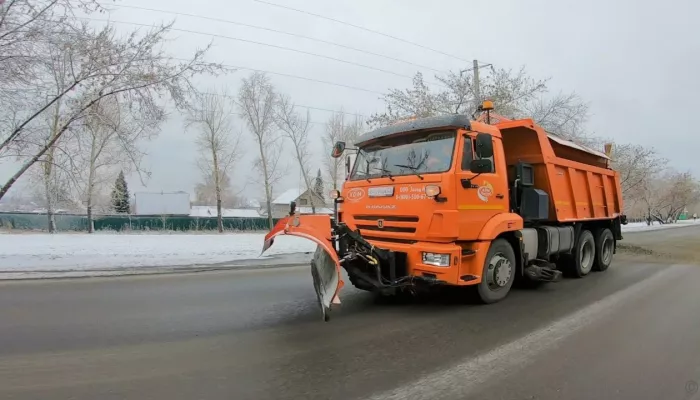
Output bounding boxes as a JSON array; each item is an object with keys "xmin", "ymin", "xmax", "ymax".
[{"xmin": 2, "ymin": 0, "xmax": 698, "ymax": 201}]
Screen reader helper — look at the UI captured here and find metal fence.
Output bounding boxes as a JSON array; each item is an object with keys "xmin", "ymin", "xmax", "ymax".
[{"xmin": 0, "ymin": 212, "xmax": 280, "ymax": 232}]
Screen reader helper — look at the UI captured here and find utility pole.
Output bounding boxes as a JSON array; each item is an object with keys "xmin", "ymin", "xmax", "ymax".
[
  {"xmin": 459, "ymin": 60, "xmax": 492, "ymax": 114},
  {"xmin": 472, "ymin": 59, "xmax": 481, "ymax": 111}
]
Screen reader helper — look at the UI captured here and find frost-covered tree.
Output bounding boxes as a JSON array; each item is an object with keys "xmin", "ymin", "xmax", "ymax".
[
  {"xmin": 314, "ymin": 169, "xmax": 324, "ymax": 202},
  {"xmin": 187, "ymin": 90, "xmax": 241, "ymax": 233},
  {"xmin": 238, "ymin": 72, "xmax": 284, "ymax": 229},
  {"xmin": 0, "ymin": 2, "xmax": 226, "ymax": 201},
  {"xmin": 111, "ymin": 171, "xmax": 129, "ymax": 214}
]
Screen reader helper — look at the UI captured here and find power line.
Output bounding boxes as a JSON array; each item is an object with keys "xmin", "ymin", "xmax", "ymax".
[
  {"xmin": 170, "ymin": 58, "xmax": 385, "ymax": 96},
  {"xmin": 95, "ymin": 2, "xmax": 445, "ymax": 74},
  {"xmin": 252, "ymin": 0, "xmax": 472, "ymax": 64},
  {"xmin": 197, "ymin": 91, "xmax": 369, "ymax": 119},
  {"xmin": 189, "ymin": 107, "xmax": 350, "ymax": 129},
  {"xmin": 77, "ymin": 17, "xmax": 448, "ymax": 88},
  {"xmin": 26, "ymin": 17, "xmax": 389, "ymax": 96}
]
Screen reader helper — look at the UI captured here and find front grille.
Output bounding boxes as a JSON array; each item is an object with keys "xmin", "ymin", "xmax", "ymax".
[
  {"xmin": 353, "ymin": 214, "xmax": 420, "ymax": 238},
  {"xmin": 363, "ymin": 236, "xmax": 417, "ymax": 244},
  {"xmin": 356, "ymin": 224, "xmax": 416, "ymax": 233},
  {"xmin": 354, "ymin": 215, "xmax": 419, "ymax": 222}
]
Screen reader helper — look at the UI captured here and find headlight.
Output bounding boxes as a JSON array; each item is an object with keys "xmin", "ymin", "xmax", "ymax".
[
  {"xmin": 329, "ymin": 190, "xmax": 340, "ymax": 199},
  {"xmin": 425, "ymin": 185, "xmax": 441, "ymax": 198},
  {"xmin": 422, "ymin": 252, "xmax": 450, "ymax": 267}
]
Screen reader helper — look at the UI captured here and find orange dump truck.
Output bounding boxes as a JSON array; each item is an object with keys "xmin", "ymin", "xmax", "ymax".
[{"xmin": 263, "ymin": 104, "xmax": 627, "ymax": 321}]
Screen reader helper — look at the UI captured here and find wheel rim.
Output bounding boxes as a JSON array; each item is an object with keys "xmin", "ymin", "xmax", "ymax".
[
  {"xmin": 580, "ymin": 240, "xmax": 594, "ymax": 274},
  {"xmin": 601, "ymin": 237, "xmax": 613, "ymax": 265},
  {"xmin": 486, "ymin": 253, "xmax": 513, "ymax": 291}
]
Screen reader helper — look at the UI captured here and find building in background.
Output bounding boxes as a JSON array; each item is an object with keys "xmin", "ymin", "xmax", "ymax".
[
  {"xmin": 133, "ymin": 191, "xmax": 190, "ymax": 215},
  {"xmin": 268, "ymin": 188, "xmax": 332, "ymax": 218}
]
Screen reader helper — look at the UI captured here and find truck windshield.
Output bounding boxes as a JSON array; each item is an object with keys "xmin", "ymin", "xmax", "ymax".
[{"xmin": 350, "ymin": 130, "xmax": 456, "ymax": 180}]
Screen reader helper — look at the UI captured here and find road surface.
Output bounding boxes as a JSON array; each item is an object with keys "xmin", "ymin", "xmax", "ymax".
[{"xmin": 1, "ymin": 226, "xmax": 699, "ymax": 400}]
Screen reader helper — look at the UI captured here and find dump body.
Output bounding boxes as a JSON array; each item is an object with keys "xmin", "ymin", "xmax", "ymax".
[{"xmin": 496, "ymin": 118, "xmax": 624, "ymax": 223}]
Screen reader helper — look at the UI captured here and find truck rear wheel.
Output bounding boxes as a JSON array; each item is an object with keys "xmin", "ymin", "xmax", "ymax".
[
  {"xmin": 572, "ymin": 229, "xmax": 596, "ymax": 278},
  {"xmin": 593, "ymin": 228, "xmax": 614, "ymax": 271},
  {"xmin": 476, "ymin": 239, "xmax": 516, "ymax": 304}
]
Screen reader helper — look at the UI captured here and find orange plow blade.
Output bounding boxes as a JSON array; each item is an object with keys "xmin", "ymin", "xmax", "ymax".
[{"xmin": 262, "ymin": 215, "xmax": 344, "ymax": 321}]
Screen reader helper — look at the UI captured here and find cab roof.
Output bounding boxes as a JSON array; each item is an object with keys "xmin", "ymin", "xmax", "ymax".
[
  {"xmin": 355, "ymin": 115, "xmax": 471, "ymax": 147},
  {"xmin": 355, "ymin": 114, "xmax": 610, "ymax": 161}
]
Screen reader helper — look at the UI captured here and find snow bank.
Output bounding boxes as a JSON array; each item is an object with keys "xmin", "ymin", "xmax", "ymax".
[
  {"xmin": 0, "ymin": 232, "xmax": 316, "ymax": 272},
  {"xmin": 621, "ymin": 219, "xmax": 698, "ymax": 232}
]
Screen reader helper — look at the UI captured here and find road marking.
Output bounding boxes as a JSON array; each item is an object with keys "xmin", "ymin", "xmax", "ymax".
[{"xmin": 365, "ymin": 264, "xmax": 688, "ymax": 400}]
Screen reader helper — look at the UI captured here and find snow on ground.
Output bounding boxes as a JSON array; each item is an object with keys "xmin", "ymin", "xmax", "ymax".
[
  {"xmin": 621, "ymin": 219, "xmax": 699, "ymax": 232},
  {"xmin": 0, "ymin": 219, "xmax": 697, "ymax": 275},
  {"xmin": 0, "ymin": 232, "xmax": 316, "ymax": 272}
]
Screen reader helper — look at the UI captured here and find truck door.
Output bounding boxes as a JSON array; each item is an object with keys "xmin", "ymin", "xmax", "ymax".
[{"xmin": 454, "ymin": 133, "xmax": 509, "ymax": 239}]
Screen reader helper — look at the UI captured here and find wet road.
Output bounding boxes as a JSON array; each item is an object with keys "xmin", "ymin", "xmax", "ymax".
[{"xmin": 1, "ymin": 227, "xmax": 700, "ymax": 400}]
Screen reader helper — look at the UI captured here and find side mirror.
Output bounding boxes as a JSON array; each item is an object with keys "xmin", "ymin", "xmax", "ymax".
[
  {"xmin": 331, "ymin": 141, "xmax": 346, "ymax": 158},
  {"xmin": 474, "ymin": 133, "xmax": 494, "ymax": 158},
  {"xmin": 469, "ymin": 159, "xmax": 493, "ymax": 174}
]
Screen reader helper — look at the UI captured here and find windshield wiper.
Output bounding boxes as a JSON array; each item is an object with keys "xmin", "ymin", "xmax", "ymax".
[
  {"xmin": 393, "ymin": 164, "xmax": 424, "ymax": 180},
  {"xmin": 366, "ymin": 165, "xmax": 395, "ymax": 181},
  {"xmin": 379, "ymin": 168, "xmax": 395, "ymax": 181}
]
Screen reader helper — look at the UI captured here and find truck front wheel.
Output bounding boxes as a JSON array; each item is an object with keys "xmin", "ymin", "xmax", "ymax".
[{"xmin": 476, "ymin": 238, "xmax": 516, "ymax": 304}]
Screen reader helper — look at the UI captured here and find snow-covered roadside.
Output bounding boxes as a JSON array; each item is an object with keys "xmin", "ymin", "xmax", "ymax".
[
  {"xmin": 0, "ymin": 219, "xmax": 697, "ymax": 279},
  {"xmin": 621, "ymin": 219, "xmax": 698, "ymax": 232},
  {"xmin": 0, "ymin": 232, "xmax": 316, "ymax": 273}
]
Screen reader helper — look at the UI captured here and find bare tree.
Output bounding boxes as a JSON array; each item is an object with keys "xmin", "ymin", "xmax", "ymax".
[
  {"xmin": 610, "ymin": 143, "xmax": 667, "ymax": 202},
  {"xmin": 39, "ymin": 101, "xmax": 73, "ymax": 232},
  {"xmin": 344, "ymin": 114, "xmax": 366, "ymax": 145},
  {"xmin": 0, "ymin": 1, "xmax": 101, "ymax": 95},
  {"xmin": 238, "ymin": 72, "xmax": 282, "ymax": 229},
  {"xmin": 76, "ymin": 96, "xmax": 160, "ymax": 232},
  {"xmin": 187, "ymin": 90, "xmax": 241, "ymax": 233},
  {"xmin": 641, "ymin": 170, "xmax": 700, "ymax": 225},
  {"xmin": 323, "ymin": 111, "xmax": 346, "ymax": 191},
  {"xmin": 274, "ymin": 94, "xmax": 318, "ymax": 212},
  {"xmin": 368, "ymin": 67, "xmax": 549, "ymax": 128},
  {"xmin": 20, "ymin": 27, "xmax": 83, "ymax": 232},
  {"xmin": 0, "ymin": 14, "xmax": 226, "ymax": 201},
  {"xmin": 321, "ymin": 111, "xmax": 366, "ymax": 191},
  {"xmin": 521, "ymin": 92, "xmax": 591, "ymax": 143},
  {"xmin": 194, "ymin": 170, "xmax": 242, "ymax": 208}
]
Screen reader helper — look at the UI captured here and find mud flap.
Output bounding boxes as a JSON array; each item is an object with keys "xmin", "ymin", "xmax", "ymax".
[{"xmin": 262, "ymin": 215, "xmax": 344, "ymax": 321}]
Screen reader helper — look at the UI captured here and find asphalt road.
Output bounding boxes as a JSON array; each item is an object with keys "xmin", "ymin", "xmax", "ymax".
[{"xmin": 1, "ymin": 227, "xmax": 700, "ymax": 400}]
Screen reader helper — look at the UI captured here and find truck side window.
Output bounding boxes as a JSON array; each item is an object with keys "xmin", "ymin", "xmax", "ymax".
[{"xmin": 460, "ymin": 136, "xmax": 474, "ymax": 170}]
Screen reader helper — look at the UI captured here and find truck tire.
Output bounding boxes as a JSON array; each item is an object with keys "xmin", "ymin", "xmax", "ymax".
[
  {"xmin": 571, "ymin": 229, "xmax": 596, "ymax": 278},
  {"xmin": 476, "ymin": 238, "xmax": 516, "ymax": 304},
  {"xmin": 593, "ymin": 228, "xmax": 614, "ymax": 272}
]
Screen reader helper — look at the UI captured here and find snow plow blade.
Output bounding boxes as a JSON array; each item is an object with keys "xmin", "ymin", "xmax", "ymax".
[{"xmin": 262, "ymin": 214, "xmax": 343, "ymax": 321}]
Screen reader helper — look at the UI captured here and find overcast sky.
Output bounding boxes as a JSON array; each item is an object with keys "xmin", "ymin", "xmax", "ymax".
[{"xmin": 1, "ymin": 0, "xmax": 698, "ymax": 202}]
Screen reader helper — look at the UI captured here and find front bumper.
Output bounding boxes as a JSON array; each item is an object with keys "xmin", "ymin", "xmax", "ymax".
[{"xmin": 364, "ymin": 239, "xmax": 491, "ymax": 286}]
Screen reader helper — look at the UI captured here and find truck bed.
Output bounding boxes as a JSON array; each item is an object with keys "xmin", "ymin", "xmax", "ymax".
[{"xmin": 497, "ymin": 119, "xmax": 623, "ymax": 223}]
